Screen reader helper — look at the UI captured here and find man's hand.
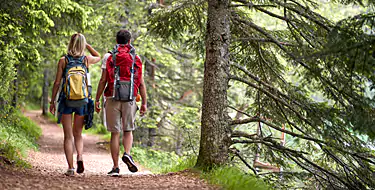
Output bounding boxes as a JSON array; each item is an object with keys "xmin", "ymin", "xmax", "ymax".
[
  {"xmin": 95, "ymin": 101, "xmax": 101, "ymax": 113},
  {"xmin": 49, "ymin": 103, "xmax": 56, "ymax": 115},
  {"xmin": 140, "ymin": 104, "xmax": 147, "ymax": 116}
]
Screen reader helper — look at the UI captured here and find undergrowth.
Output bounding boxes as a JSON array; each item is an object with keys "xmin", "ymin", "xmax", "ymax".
[
  {"xmin": 202, "ymin": 166, "xmax": 271, "ymax": 190},
  {"xmin": 0, "ymin": 111, "xmax": 42, "ymax": 167},
  {"xmin": 88, "ymin": 123, "xmax": 271, "ymax": 189}
]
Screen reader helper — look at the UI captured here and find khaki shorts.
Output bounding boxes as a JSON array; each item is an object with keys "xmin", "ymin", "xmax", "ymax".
[{"xmin": 105, "ymin": 98, "xmax": 137, "ymax": 132}]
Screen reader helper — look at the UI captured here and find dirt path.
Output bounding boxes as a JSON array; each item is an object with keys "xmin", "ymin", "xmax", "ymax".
[{"xmin": 0, "ymin": 110, "xmax": 218, "ymax": 190}]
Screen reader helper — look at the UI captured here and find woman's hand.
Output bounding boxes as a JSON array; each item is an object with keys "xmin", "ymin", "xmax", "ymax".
[
  {"xmin": 85, "ymin": 43, "xmax": 101, "ymax": 64},
  {"xmin": 49, "ymin": 102, "xmax": 56, "ymax": 115},
  {"xmin": 95, "ymin": 101, "xmax": 101, "ymax": 113}
]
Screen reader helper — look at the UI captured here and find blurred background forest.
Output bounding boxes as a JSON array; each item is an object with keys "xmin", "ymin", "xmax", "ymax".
[{"xmin": 1, "ymin": 0, "xmax": 375, "ymax": 189}]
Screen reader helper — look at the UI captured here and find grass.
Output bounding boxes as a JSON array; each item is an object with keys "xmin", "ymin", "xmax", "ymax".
[
  {"xmin": 162, "ymin": 155, "xmax": 197, "ymax": 173},
  {"xmin": 24, "ymin": 102, "xmax": 41, "ymax": 111},
  {"xmin": 202, "ymin": 166, "xmax": 271, "ymax": 190},
  {"xmin": 130, "ymin": 146, "xmax": 194, "ymax": 173},
  {"xmin": 84, "ymin": 123, "xmax": 111, "ymax": 139},
  {"xmin": 45, "ymin": 112, "xmax": 58, "ymax": 123},
  {"xmin": 0, "ymin": 111, "xmax": 42, "ymax": 167}
]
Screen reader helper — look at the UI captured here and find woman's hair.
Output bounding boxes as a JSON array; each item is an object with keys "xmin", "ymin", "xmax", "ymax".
[{"xmin": 67, "ymin": 33, "xmax": 86, "ymax": 57}]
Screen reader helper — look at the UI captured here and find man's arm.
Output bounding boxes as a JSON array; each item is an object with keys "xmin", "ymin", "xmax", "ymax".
[
  {"xmin": 95, "ymin": 69, "xmax": 107, "ymax": 113},
  {"xmin": 139, "ymin": 77, "xmax": 147, "ymax": 116}
]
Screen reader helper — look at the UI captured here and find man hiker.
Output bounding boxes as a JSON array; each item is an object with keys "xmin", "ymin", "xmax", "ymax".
[{"xmin": 95, "ymin": 30, "xmax": 147, "ymax": 176}]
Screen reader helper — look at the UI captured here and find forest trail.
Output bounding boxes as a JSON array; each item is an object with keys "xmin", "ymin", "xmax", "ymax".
[{"xmin": 0, "ymin": 110, "xmax": 217, "ymax": 190}]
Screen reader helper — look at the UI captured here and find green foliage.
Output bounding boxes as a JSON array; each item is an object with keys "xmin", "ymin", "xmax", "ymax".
[
  {"xmin": 0, "ymin": 0, "xmax": 100, "ymax": 113},
  {"xmin": 87, "ymin": 123, "xmax": 108, "ymax": 135},
  {"xmin": 163, "ymin": 155, "xmax": 197, "ymax": 173},
  {"xmin": 128, "ymin": 146, "xmax": 196, "ymax": 174},
  {"xmin": 44, "ymin": 112, "xmax": 57, "ymax": 123},
  {"xmin": 130, "ymin": 146, "xmax": 181, "ymax": 173},
  {"xmin": 24, "ymin": 101, "xmax": 41, "ymax": 111},
  {"xmin": 0, "ymin": 111, "xmax": 41, "ymax": 167},
  {"xmin": 148, "ymin": 0, "xmax": 207, "ymax": 54},
  {"xmin": 202, "ymin": 166, "xmax": 270, "ymax": 190}
]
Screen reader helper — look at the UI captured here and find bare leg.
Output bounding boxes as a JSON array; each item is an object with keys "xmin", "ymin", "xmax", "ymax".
[
  {"xmin": 61, "ymin": 114, "xmax": 73, "ymax": 169},
  {"xmin": 123, "ymin": 131, "xmax": 133, "ymax": 155},
  {"xmin": 110, "ymin": 132, "xmax": 120, "ymax": 168},
  {"xmin": 122, "ymin": 131, "xmax": 137, "ymax": 172},
  {"xmin": 73, "ymin": 114, "xmax": 85, "ymax": 161}
]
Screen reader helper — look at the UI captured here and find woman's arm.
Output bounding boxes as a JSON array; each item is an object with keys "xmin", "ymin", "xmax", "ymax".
[
  {"xmin": 49, "ymin": 57, "xmax": 65, "ymax": 114},
  {"xmin": 86, "ymin": 44, "xmax": 101, "ymax": 65}
]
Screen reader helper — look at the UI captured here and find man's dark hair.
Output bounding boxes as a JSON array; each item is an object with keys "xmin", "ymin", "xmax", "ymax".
[{"xmin": 116, "ymin": 30, "xmax": 131, "ymax": 44}]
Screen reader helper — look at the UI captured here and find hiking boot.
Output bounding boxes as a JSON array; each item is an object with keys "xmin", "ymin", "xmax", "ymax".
[
  {"xmin": 65, "ymin": 168, "xmax": 75, "ymax": 176},
  {"xmin": 77, "ymin": 160, "xmax": 84, "ymax": 174},
  {"xmin": 107, "ymin": 167, "xmax": 120, "ymax": 177},
  {"xmin": 122, "ymin": 152, "xmax": 138, "ymax": 173}
]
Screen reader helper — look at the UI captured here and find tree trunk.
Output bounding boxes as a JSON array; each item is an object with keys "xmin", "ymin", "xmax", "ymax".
[
  {"xmin": 42, "ymin": 68, "xmax": 49, "ymax": 115},
  {"xmin": 175, "ymin": 127, "xmax": 184, "ymax": 156},
  {"xmin": 11, "ymin": 64, "xmax": 20, "ymax": 109},
  {"xmin": 147, "ymin": 127, "xmax": 156, "ymax": 147},
  {"xmin": 196, "ymin": 0, "xmax": 231, "ymax": 168},
  {"xmin": 146, "ymin": 58, "xmax": 157, "ymax": 147}
]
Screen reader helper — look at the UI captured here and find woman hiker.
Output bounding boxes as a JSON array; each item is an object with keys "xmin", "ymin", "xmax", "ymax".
[{"xmin": 49, "ymin": 33, "xmax": 101, "ymax": 176}]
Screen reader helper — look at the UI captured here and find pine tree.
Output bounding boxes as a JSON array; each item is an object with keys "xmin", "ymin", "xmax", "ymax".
[{"xmin": 148, "ymin": 0, "xmax": 375, "ymax": 189}]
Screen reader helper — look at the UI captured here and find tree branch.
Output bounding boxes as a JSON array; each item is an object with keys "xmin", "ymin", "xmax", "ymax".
[
  {"xmin": 229, "ymin": 74, "xmax": 313, "ymax": 128},
  {"xmin": 231, "ymin": 116, "xmax": 259, "ymax": 125},
  {"xmin": 228, "ymin": 105, "xmax": 253, "ymax": 118},
  {"xmin": 231, "ymin": 130, "xmax": 257, "ymax": 139},
  {"xmin": 231, "ymin": 62, "xmax": 302, "ymax": 107},
  {"xmin": 230, "ymin": 149, "xmax": 258, "ymax": 175},
  {"xmin": 233, "ymin": 37, "xmax": 296, "ymax": 46},
  {"xmin": 232, "ymin": 13, "xmax": 358, "ymax": 108},
  {"xmin": 232, "ymin": 0, "xmax": 288, "ymax": 21},
  {"xmin": 273, "ymin": 0, "xmax": 332, "ymax": 31}
]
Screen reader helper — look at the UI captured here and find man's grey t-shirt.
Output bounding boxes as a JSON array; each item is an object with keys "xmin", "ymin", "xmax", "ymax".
[{"xmin": 101, "ymin": 53, "xmax": 111, "ymax": 69}]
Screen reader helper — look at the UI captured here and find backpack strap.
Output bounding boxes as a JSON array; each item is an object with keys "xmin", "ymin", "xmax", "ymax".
[
  {"xmin": 63, "ymin": 55, "xmax": 70, "ymax": 75},
  {"xmin": 84, "ymin": 56, "xmax": 89, "ymax": 73},
  {"xmin": 65, "ymin": 55, "xmax": 73, "ymax": 63},
  {"xmin": 63, "ymin": 55, "xmax": 88, "ymax": 72},
  {"xmin": 128, "ymin": 46, "xmax": 136, "ymax": 101},
  {"xmin": 111, "ymin": 44, "xmax": 120, "ymax": 80}
]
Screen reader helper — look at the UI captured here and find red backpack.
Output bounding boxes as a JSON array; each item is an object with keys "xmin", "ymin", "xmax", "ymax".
[{"xmin": 104, "ymin": 44, "xmax": 142, "ymax": 101}]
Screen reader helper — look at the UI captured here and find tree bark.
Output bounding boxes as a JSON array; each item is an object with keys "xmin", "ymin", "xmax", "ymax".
[
  {"xmin": 147, "ymin": 127, "xmax": 156, "ymax": 147},
  {"xmin": 175, "ymin": 127, "xmax": 184, "ymax": 155},
  {"xmin": 11, "ymin": 64, "xmax": 20, "ymax": 109},
  {"xmin": 196, "ymin": 0, "xmax": 231, "ymax": 168},
  {"xmin": 146, "ymin": 58, "xmax": 157, "ymax": 147},
  {"xmin": 42, "ymin": 68, "xmax": 49, "ymax": 115}
]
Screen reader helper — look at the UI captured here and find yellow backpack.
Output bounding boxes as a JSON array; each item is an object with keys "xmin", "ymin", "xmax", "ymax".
[{"xmin": 62, "ymin": 55, "xmax": 89, "ymax": 107}]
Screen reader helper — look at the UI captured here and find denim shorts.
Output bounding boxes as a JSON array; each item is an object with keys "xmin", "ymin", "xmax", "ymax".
[{"xmin": 61, "ymin": 105, "xmax": 86, "ymax": 116}]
